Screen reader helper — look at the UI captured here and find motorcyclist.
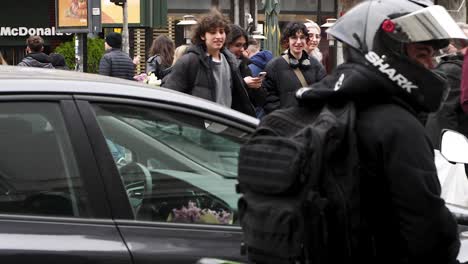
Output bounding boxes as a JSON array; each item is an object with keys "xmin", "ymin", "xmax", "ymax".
[{"xmin": 297, "ymin": 0, "xmax": 467, "ymax": 263}]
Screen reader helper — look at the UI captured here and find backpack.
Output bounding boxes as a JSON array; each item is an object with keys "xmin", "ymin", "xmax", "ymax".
[
  {"xmin": 237, "ymin": 97, "xmax": 359, "ymax": 264},
  {"xmin": 147, "ymin": 55, "xmax": 171, "ymax": 80}
]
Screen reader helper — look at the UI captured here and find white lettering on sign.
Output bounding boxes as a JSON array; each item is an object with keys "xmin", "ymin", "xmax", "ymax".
[{"xmin": 0, "ymin": 27, "xmax": 72, "ymax": 37}]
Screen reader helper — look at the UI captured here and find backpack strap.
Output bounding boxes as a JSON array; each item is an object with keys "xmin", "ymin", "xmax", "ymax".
[{"xmin": 282, "ymin": 54, "xmax": 308, "ymax": 87}]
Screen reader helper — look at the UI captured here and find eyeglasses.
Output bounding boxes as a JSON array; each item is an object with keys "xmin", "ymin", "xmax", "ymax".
[{"xmin": 290, "ymin": 36, "xmax": 307, "ymax": 42}]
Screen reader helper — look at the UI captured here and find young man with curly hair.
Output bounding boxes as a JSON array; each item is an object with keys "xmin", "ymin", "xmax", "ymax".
[{"xmin": 164, "ymin": 9, "xmax": 255, "ymax": 117}]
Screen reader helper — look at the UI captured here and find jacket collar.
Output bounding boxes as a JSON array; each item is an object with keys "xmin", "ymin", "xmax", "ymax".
[
  {"xmin": 105, "ymin": 48, "xmax": 121, "ymax": 53},
  {"xmin": 26, "ymin": 52, "xmax": 51, "ymax": 63},
  {"xmin": 187, "ymin": 44, "xmax": 236, "ymax": 69}
]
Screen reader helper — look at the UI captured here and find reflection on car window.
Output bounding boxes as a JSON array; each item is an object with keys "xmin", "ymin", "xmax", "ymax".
[
  {"xmin": 92, "ymin": 103, "xmax": 250, "ymax": 226},
  {"xmin": 0, "ymin": 103, "xmax": 91, "ymax": 218}
]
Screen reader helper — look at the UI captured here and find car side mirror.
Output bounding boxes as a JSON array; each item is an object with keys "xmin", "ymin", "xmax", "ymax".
[{"xmin": 440, "ymin": 130, "xmax": 468, "ymax": 164}]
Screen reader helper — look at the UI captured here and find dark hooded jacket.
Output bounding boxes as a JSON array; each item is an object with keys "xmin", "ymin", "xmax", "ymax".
[
  {"xmin": 248, "ymin": 50, "xmax": 273, "ymax": 77},
  {"xmin": 299, "ymin": 62, "xmax": 460, "ymax": 264},
  {"xmin": 425, "ymin": 53, "xmax": 468, "ymax": 149},
  {"xmin": 163, "ymin": 44, "xmax": 255, "ymax": 117},
  {"xmin": 17, "ymin": 52, "xmax": 54, "ymax": 68}
]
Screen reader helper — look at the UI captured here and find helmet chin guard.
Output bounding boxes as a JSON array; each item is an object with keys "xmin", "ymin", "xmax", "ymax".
[{"xmin": 326, "ymin": 0, "xmax": 466, "ymax": 112}]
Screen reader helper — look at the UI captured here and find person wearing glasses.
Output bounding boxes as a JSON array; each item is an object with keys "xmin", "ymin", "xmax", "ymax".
[{"xmin": 262, "ymin": 22, "xmax": 326, "ymax": 114}]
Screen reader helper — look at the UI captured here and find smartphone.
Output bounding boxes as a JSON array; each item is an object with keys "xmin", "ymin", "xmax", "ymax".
[{"xmin": 258, "ymin": 72, "xmax": 267, "ymax": 79}]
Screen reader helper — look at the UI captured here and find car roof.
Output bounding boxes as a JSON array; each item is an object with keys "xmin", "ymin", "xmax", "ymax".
[{"xmin": 0, "ymin": 66, "xmax": 259, "ymax": 125}]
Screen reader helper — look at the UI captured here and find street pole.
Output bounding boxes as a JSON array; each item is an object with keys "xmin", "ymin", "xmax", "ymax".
[
  {"xmin": 250, "ymin": 0, "xmax": 258, "ymax": 32},
  {"xmin": 122, "ymin": 1, "xmax": 130, "ymax": 55},
  {"xmin": 234, "ymin": 0, "xmax": 239, "ymax": 24},
  {"xmin": 112, "ymin": 0, "xmax": 129, "ymax": 55},
  {"xmin": 239, "ymin": 0, "xmax": 245, "ymax": 28},
  {"xmin": 75, "ymin": 33, "xmax": 88, "ymax": 72}
]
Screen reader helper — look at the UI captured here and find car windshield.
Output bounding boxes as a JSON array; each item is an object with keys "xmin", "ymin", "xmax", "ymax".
[
  {"xmin": 117, "ymin": 116, "xmax": 246, "ymax": 179},
  {"xmin": 92, "ymin": 104, "xmax": 254, "ymax": 217}
]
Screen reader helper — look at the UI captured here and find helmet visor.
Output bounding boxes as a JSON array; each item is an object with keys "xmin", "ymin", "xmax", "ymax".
[{"xmin": 391, "ymin": 5, "xmax": 467, "ymax": 44}]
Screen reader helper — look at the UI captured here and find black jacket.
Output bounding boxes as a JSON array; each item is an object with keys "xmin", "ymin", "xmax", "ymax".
[
  {"xmin": 237, "ymin": 55, "xmax": 267, "ymax": 108},
  {"xmin": 303, "ymin": 62, "xmax": 460, "ymax": 264},
  {"xmin": 163, "ymin": 44, "xmax": 255, "ymax": 117},
  {"xmin": 98, "ymin": 48, "xmax": 135, "ymax": 80},
  {"xmin": 263, "ymin": 50, "xmax": 326, "ymax": 114},
  {"xmin": 425, "ymin": 53, "xmax": 468, "ymax": 149},
  {"xmin": 17, "ymin": 52, "xmax": 54, "ymax": 68}
]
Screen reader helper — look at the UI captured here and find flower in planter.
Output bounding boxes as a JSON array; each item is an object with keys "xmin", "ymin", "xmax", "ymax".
[
  {"xmin": 133, "ymin": 72, "xmax": 162, "ymax": 87},
  {"xmin": 168, "ymin": 201, "xmax": 233, "ymax": 225}
]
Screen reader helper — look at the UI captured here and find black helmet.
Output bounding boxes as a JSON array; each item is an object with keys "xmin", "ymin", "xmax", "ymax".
[{"xmin": 327, "ymin": 0, "xmax": 467, "ymax": 112}]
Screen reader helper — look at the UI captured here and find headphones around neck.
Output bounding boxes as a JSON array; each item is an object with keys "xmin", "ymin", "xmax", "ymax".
[{"xmin": 288, "ymin": 55, "xmax": 311, "ymax": 69}]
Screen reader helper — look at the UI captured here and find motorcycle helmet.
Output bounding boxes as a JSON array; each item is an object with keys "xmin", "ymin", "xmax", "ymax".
[{"xmin": 327, "ymin": 0, "xmax": 467, "ymax": 112}]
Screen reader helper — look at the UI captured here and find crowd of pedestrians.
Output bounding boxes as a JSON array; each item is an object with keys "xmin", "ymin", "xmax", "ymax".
[{"xmin": 7, "ymin": 9, "xmax": 330, "ymax": 120}]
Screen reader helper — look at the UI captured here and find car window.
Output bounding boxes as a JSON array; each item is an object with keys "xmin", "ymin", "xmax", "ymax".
[
  {"xmin": 0, "ymin": 103, "xmax": 91, "ymax": 218},
  {"xmin": 92, "ymin": 103, "xmax": 251, "ymax": 226}
]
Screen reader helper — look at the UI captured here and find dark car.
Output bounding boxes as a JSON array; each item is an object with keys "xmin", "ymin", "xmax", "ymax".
[
  {"xmin": 2, "ymin": 66, "xmax": 468, "ymax": 264},
  {"xmin": 0, "ymin": 65, "xmax": 258, "ymax": 264}
]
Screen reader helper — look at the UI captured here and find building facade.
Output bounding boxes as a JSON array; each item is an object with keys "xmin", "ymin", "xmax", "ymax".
[
  {"xmin": 338, "ymin": 0, "xmax": 467, "ymax": 22},
  {"xmin": 0, "ymin": 0, "xmax": 337, "ymax": 72},
  {"xmin": 0, "ymin": 0, "xmax": 74, "ymax": 65},
  {"xmin": 167, "ymin": 0, "xmax": 338, "ymax": 71}
]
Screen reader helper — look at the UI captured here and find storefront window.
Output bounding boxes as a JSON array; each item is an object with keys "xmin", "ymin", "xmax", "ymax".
[
  {"xmin": 219, "ymin": 0, "xmax": 231, "ymax": 9},
  {"xmin": 259, "ymin": 0, "xmax": 318, "ymax": 12},
  {"xmin": 168, "ymin": 0, "xmax": 211, "ymax": 10},
  {"xmin": 321, "ymin": 0, "xmax": 335, "ymax": 12}
]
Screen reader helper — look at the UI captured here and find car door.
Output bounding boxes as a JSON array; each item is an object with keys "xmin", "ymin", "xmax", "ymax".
[
  {"xmin": 0, "ymin": 96, "xmax": 131, "ymax": 264},
  {"xmin": 75, "ymin": 95, "xmax": 255, "ymax": 264}
]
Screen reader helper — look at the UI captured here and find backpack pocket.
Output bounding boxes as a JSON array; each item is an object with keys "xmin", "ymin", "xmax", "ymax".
[
  {"xmin": 238, "ymin": 194, "xmax": 304, "ymax": 263},
  {"xmin": 238, "ymin": 136, "xmax": 307, "ymax": 195}
]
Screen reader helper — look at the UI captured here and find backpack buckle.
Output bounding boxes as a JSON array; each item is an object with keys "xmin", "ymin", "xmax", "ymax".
[{"xmin": 240, "ymin": 242, "xmax": 247, "ymax": 255}]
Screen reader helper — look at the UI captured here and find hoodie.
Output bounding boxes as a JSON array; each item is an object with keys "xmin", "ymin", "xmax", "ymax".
[
  {"xmin": 248, "ymin": 50, "xmax": 273, "ymax": 77},
  {"xmin": 163, "ymin": 44, "xmax": 256, "ymax": 117},
  {"xmin": 18, "ymin": 52, "xmax": 54, "ymax": 68}
]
